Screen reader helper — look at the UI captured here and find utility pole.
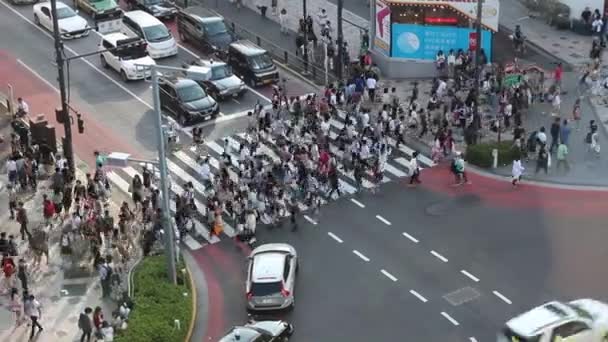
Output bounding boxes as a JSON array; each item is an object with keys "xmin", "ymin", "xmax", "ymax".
[
  {"xmin": 150, "ymin": 64, "xmax": 177, "ymax": 285},
  {"xmin": 474, "ymin": 0, "xmax": 483, "ymax": 139},
  {"xmin": 50, "ymin": 0, "xmax": 75, "ymax": 171},
  {"xmin": 336, "ymin": 0, "xmax": 344, "ymax": 80},
  {"xmin": 302, "ymin": 0, "xmax": 309, "ymax": 74}
]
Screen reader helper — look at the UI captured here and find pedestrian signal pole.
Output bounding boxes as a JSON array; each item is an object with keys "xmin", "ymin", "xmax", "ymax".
[{"xmin": 336, "ymin": 0, "xmax": 344, "ymax": 80}]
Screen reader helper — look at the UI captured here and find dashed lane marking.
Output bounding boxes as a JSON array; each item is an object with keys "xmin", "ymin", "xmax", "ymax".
[
  {"xmin": 409, "ymin": 290, "xmax": 428, "ymax": 303},
  {"xmin": 352, "ymin": 250, "xmax": 370, "ymax": 262},
  {"xmin": 461, "ymin": 270, "xmax": 480, "ymax": 282},
  {"xmin": 350, "ymin": 198, "xmax": 365, "ymax": 208},
  {"xmin": 430, "ymin": 250, "xmax": 449, "ymax": 263},
  {"xmin": 327, "ymin": 232, "xmax": 343, "ymax": 243},
  {"xmin": 402, "ymin": 232, "xmax": 419, "ymax": 243},
  {"xmin": 493, "ymin": 290, "xmax": 513, "ymax": 304},
  {"xmin": 376, "ymin": 215, "xmax": 392, "ymax": 226},
  {"xmin": 440, "ymin": 312, "xmax": 460, "ymax": 326},
  {"xmin": 303, "ymin": 215, "xmax": 318, "ymax": 225},
  {"xmin": 380, "ymin": 269, "xmax": 398, "ymax": 282}
]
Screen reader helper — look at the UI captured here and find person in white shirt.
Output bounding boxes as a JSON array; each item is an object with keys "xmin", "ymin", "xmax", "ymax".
[
  {"xmin": 25, "ymin": 295, "xmax": 43, "ymax": 339},
  {"xmin": 361, "ymin": 111, "xmax": 370, "ymax": 128},
  {"xmin": 536, "ymin": 127, "xmax": 547, "ymax": 146},
  {"xmin": 436, "ymin": 79, "xmax": 447, "ymax": 98},
  {"xmin": 6, "ymin": 158, "xmax": 17, "ymax": 184},
  {"xmin": 197, "ymin": 158, "xmax": 214, "ymax": 186},
  {"xmin": 408, "ymin": 151, "xmax": 421, "ymax": 186},
  {"xmin": 447, "ymin": 50, "xmax": 456, "ymax": 78},
  {"xmin": 511, "ymin": 157, "xmax": 525, "ymax": 187},
  {"xmin": 16, "ymin": 98, "xmax": 29, "ymax": 117},
  {"xmin": 366, "ymin": 76, "xmax": 377, "ymax": 102},
  {"xmin": 279, "ymin": 8, "xmax": 288, "ymax": 34},
  {"xmin": 317, "ymin": 8, "xmax": 328, "ymax": 32}
]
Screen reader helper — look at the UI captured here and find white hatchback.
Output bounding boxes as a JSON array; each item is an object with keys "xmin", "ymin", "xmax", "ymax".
[
  {"xmin": 99, "ymin": 33, "xmax": 156, "ymax": 81},
  {"xmin": 33, "ymin": 1, "xmax": 90, "ymax": 39}
]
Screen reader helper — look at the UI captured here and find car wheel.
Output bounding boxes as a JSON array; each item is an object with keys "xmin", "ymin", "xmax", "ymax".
[
  {"xmin": 100, "ymin": 56, "xmax": 108, "ymax": 69},
  {"xmin": 120, "ymin": 70, "xmax": 129, "ymax": 82},
  {"xmin": 34, "ymin": 14, "xmax": 40, "ymax": 25}
]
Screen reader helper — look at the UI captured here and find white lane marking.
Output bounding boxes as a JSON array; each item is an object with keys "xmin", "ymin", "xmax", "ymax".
[
  {"xmin": 16, "ymin": 59, "xmax": 59, "ymax": 93},
  {"xmin": 469, "ymin": 338, "xmax": 478, "ymax": 342},
  {"xmin": 182, "ymin": 235, "xmax": 203, "ymax": 250},
  {"xmin": 1, "ymin": 1, "xmax": 155, "ymax": 110},
  {"xmin": 380, "ymin": 269, "xmax": 398, "ymax": 282},
  {"xmin": 409, "ymin": 290, "xmax": 428, "ymax": 303},
  {"xmin": 352, "ymin": 250, "xmax": 370, "ymax": 262},
  {"xmin": 303, "ymin": 215, "xmax": 317, "ymax": 225},
  {"xmin": 106, "ymin": 171, "xmax": 130, "ymax": 193},
  {"xmin": 338, "ymin": 178, "xmax": 357, "ymax": 194},
  {"xmin": 375, "ymin": 215, "xmax": 392, "ymax": 226},
  {"xmin": 440, "ymin": 312, "xmax": 460, "ymax": 326},
  {"xmin": 350, "ymin": 198, "xmax": 365, "ymax": 208},
  {"xmin": 327, "ymin": 232, "xmax": 343, "ymax": 243},
  {"xmin": 430, "ymin": 250, "xmax": 449, "ymax": 263},
  {"xmin": 402, "ymin": 232, "xmax": 419, "ymax": 243},
  {"xmin": 232, "ymin": 98, "xmax": 240, "ymax": 104},
  {"xmin": 493, "ymin": 290, "xmax": 512, "ymax": 304},
  {"xmin": 461, "ymin": 270, "xmax": 480, "ymax": 283},
  {"xmin": 384, "ymin": 162, "xmax": 408, "ymax": 178}
]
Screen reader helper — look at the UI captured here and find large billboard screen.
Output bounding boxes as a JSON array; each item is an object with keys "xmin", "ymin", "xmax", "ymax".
[
  {"xmin": 374, "ymin": 0, "xmax": 392, "ymax": 56},
  {"xmin": 391, "ymin": 24, "xmax": 492, "ymax": 60}
]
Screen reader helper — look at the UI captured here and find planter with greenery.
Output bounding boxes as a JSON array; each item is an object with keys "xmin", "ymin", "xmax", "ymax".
[
  {"xmin": 466, "ymin": 141, "xmax": 520, "ymax": 168},
  {"xmin": 115, "ymin": 255, "xmax": 193, "ymax": 342}
]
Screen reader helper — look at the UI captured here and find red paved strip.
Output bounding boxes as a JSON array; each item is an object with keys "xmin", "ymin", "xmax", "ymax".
[
  {"xmin": 192, "ymin": 246, "xmax": 227, "ymax": 342},
  {"xmin": 416, "ymin": 163, "xmax": 608, "ymax": 217},
  {"xmin": 0, "ymin": 50, "xmax": 138, "ymax": 167}
]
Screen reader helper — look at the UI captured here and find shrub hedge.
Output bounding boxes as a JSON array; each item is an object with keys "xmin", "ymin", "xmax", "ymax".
[
  {"xmin": 115, "ymin": 255, "xmax": 192, "ymax": 342},
  {"xmin": 466, "ymin": 141, "xmax": 520, "ymax": 168}
]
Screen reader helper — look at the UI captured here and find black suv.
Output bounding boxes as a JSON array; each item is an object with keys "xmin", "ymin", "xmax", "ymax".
[
  {"xmin": 126, "ymin": 0, "xmax": 177, "ymax": 20},
  {"xmin": 159, "ymin": 77, "xmax": 219, "ymax": 126},
  {"xmin": 177, "ymin": 7, "xmax": 235, "ymax": 57},
  {"xmin": 227, "ymin": 40, "xmax": 279, "ymax": 87}
]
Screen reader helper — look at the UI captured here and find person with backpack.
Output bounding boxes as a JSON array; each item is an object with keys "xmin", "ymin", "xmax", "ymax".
[
  {"xmin": 78, "ymin": 307, "xmax": 93, "ymax": 342},
  {"xmin": 98, "ymin": 258, "xmax": 112, "ymax": 298}
]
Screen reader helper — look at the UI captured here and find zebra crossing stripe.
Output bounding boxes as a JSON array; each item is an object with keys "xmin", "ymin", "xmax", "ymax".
[
  {"xmin": 383, "ymin": 162, "xmax": 408, "ymax": 178},
  {"xmin": 106, "ymin": 171, "xmax": 130, "ymax": 193},
  {"xmin": 183, "ymin": 235, "xmax": 203, "ymax": 250}
]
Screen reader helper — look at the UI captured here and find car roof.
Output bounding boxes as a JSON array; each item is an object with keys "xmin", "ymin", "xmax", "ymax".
[
  {"xmin": 181, "ymin": 6, "xmax": 224, "ymax": 22},
  {"xmin": 124, "ymin": 10, "xmax": 163, "ymax": 27},
  {"xmin": 161, "ymin": 77, "xmax": 199, "ymax": 89},
  {"xmin": 230, "ymin": 40, "xmax": 266, "ymax": 56},
  {"xmin": 196, "ymin": 59, "xmax": 227, "ymax": 67},
  {"xmin": 101, "ymin": 32, "xmax": 130, "ymax": 46},
  {"xmin": 251, "ymin": 252, "xmax": 286, "ymax": 282},
  {"xmin": 218, "ymin": 327, "xmax": 261, "ymax": 342},
  {"xmin": 39, "ymin": 1, "xmax": 68, "ymax": 8},
  {"xmin": 507, "ymin": 301, "xmax": 575, "ymax": 337}
]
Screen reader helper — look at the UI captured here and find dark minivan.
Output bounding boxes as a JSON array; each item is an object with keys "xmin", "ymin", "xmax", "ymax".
[
  {"xmin": 176, "ymin": 6, "xmax": 235, "ymax": 57},
  {"xmin": 227, "ymin": 40, "xmax": 279, "ymax": 87}
]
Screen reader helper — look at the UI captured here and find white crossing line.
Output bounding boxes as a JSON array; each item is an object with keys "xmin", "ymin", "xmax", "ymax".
[
  {"xmin": 376, "ymin": 215, "xmax": 392, "ymax": 226},
  {"xmin": 440, "ymin": 312, "xmax": 460, "ymax": 326},
  {"xmin": 461, "ymin": 270, "xmax": 480, "ymax": 282},
  {"xmin": 303, "ymin": 215, "xmax": 318, "ymax": 225},
  {"xmin": 402, "ymin": 232, "xmax": 419, "ymax": 243},
  {"xmin": 166, "ymin": 160, "xmax": 206, "ymax": 194},
  {"xmin": 182, "ymin": 235, "xmax": 203, "ymax": 250},
  {"xmin": 493, "ymin": 290, "xmax": 512, "ymax": 304},
  {"xmin": 383, "ymin": 162, "xmax": 408, "ymax": 178},
  {"xmin": 329, "ymin": 118, "xmax": 345, "ymax": 130},
  {"xmin": 106, "ymin": 171, "xmax": 131, "ymax": 193},
  {"xmin": 350, "ymin": 198, "xmax": 365, "ymax": 208},
  {"xmin": 174, "ymin": 150, "xmax": 200, "ymax": 172},
  {"xmin": 469, "ymin": 338, "xmax": 478, "ymax": 342},
  {"xmin": 409, "ymin": 290, "xmax": 428, "ymax": 303},
  {"xmin": 380, "ymin": 269, "xmax": 398, "ymax": 282},
  {"xmin": 338, "ymin": 179, "xmax": 357, "ymax": 194},
  {"xmin": 394, "ymin": 157, "xmax": 412, "ymax": 173},
  {"xmin": 327, "ymin": 232, "xmax": 343, "ymax": 243},
  {"xmin": 352, "ymin": 250, "xmax": 370, "ymax": 262},
  {"xmin": 386, "ymin": 136, "xmax": 435, "ymax": 167},
  {"xmin": 430, "ymin": 250, "xmax": 449, "ymax": 263}
]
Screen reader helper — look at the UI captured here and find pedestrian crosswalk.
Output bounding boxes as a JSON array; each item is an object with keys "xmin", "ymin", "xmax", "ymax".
[{"xmin": 105, "ymin": 112, "xmax": 435, "ymax": 250}]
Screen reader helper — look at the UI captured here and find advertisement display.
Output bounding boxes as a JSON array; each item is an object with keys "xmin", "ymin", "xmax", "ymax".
[
  {"xmin": 374, "ymin": 0, "xmax": 392, "ymax": 56},
  {"xmin": 388, "ymin": 0, "xmax": 500, "ymax": 32},
  {"xmin": 391, "ymin": 24, "xmax": 492, "ymax": 60}
]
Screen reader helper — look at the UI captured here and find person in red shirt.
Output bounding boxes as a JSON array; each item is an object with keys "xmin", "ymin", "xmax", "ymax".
[
  {"xmin": 93, "ymin": 306, "xmax": 104, "ymax": 332},
  {"xmin": 554, "ymin": 63, "xmax": 563, "ymax": 89},
  {"xmin": 42, "ymin": 194, "xmax": 55, "ymax": 226}
]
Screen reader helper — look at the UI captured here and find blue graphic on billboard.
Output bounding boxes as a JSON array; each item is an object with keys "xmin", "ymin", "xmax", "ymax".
[{"xmin": 391, "ymin": 24, "xmax": 492, "ymax": 61}]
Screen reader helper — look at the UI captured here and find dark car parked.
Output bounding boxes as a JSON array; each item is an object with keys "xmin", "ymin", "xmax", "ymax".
[
  {"xmin": 227, "ymin": 40, "xmax": 279, "ymax": 87},
  {"xmin": 159, "ymin": 77, "xmax": 219, "ymax": 126},
  {"xmin": 177, "ymin": 6, "xmax": 236, "ymax": 57},
  {"xmin": 126, "ymin": 0, "xmax": 177, "ymax": 20}
]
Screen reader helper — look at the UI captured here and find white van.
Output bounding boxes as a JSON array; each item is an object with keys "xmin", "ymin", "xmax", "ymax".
[{"xmin": 122, "ymin": 10, "xmax": 178, "ymax": 59}]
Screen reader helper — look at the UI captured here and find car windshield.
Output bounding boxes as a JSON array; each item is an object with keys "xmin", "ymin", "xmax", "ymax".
[
  {"xmin": 210, "ymin": 65, "xmax": 233, "ymax": 80},
  {"xmin": 56, "ymin": 7, "xmax": 77, "ymax": 19},
  {"xmin": 177, "ymin": 84, "xmax": 207, "ymax": 102},
  {"xmin": 143, "ymin": 24, "xmax": 170, "ymax": 42},
  {"xmin": 497, "ymin": 327, "xmax": 540, "ymax": 342},
  {"xmin": 247, "ymin": 53, "xmax": 273, "ymax": 70},
  {"xmin": 204, "ymin": 20, "xmax": 228, "ymax": 36},
  {"xmin": 567, "ymin": 303, "xmax": 594, "ymax": 320},
  {"xmin": 251, "ymin": 281, "xmax": 282, "ymax": 297}
]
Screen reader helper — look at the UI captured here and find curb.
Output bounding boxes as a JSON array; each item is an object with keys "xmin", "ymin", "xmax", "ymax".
[
  {"xmin": 185, "ymin": 263, "xmax": 197, "ymax": 342},
  {"xmin": 498, "ymin": 24, "xmax": 573, "ymax": 69}
]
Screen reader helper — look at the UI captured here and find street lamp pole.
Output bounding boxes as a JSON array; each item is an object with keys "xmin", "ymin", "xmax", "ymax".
[
  {"xmin": 150, "ymin": 65, "xmax": 177, "ymax": 285},
  {"xmin": 336, "ymin": 0, "xmax": 344, "ymax": 80},
  {"xmin": 302, "ymin": 0, "xmax": 309, "ymax": 74},
  {"xmin": 474, "ymin": 0, "xmax": 483, "ymax": 138},
  {"xmin": 50, "ymin": 0, "xmax": 75, "ymax": 172}
]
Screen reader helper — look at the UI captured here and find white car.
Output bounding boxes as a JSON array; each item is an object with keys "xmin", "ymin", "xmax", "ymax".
[
  {"xmin": 33, "ymin": 1, "xmax": 90, "ymax": 39},
  {"xmin": 499, "ymin": 299, "xmax": 608, "ymax": 342},
  {"xmin": 99, "ymin": 33, "xmax": 156, "ymax": 82},
  {"xmin": 246, "ymin": 243, "xmax": 297, "ymax": 312}
]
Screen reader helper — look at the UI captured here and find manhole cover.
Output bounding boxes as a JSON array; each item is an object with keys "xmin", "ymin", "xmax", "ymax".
[{"xmin": 444, "ymin": 286, "xmax": 481, "ymax": 306}]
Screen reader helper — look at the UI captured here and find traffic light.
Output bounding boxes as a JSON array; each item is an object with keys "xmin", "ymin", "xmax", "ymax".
[
  {"xmin": 55, "ymin": 107, "xmax": 67, "ymax": 124},
  {"xmin": 77, "ymin": 113, "xmax": 84, "ymax": 134}
]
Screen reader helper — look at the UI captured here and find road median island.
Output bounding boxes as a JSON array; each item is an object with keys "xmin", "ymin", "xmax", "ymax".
[
  {"xmin": 115, "ymin": 255, "xmax": 194, "ymax": 342},
  {"xmin": 466, "ymin": 140, "xmax": 519, "ymax": 168}
]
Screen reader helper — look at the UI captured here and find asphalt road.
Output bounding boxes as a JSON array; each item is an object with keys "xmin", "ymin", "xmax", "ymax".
[{"xmin": 0, "ymin": 0, "xmax": 316, "ymax": 158}]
